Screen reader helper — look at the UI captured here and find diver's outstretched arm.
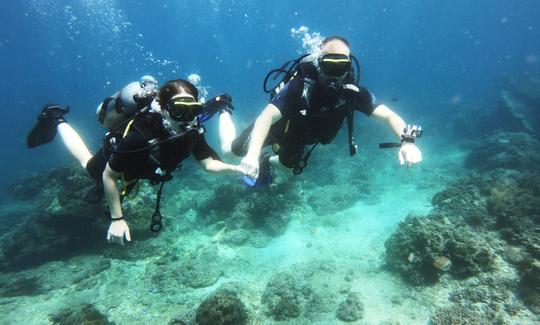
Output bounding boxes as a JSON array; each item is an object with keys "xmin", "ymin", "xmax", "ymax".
[
  {"xmin": 240, "ymin": 103, "xmax": 282, "ymax": 179},
  {"xmin": 103, "ymin": 163, "xmax": 131, "ymax": 245},
  {"xmin": 198, "ymin": 156, "xmax": 244, "ymax": 174},
  {"xmin": 370, "ymin": 104, "xmax": 407, "ymax": 138}
]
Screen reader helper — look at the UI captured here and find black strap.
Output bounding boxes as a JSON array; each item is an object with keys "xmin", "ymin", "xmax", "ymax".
[
  {"xmin": 347, "ymin": 101, "xmax": 357, "ymax": 156},
  {"xmin": 263, "ymin": 54, "xmax": 312, "ymax": 95},
  {"xmin": 150, "ymin": 181, "xmax": 165, "ymax": 233},
  {"xmin": 379, "ymin": 142, "xmax": 402, "ymax": 149},
  {"xmin": 293, "ymin": 143, "xmax": 319, "ymax": 175}
]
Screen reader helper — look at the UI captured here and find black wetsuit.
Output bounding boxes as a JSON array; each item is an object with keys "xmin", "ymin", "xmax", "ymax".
[
  {"xmin": 232, "ymin": 63, "xmax": 379, "ymax": 168},
  {"xmin": 86, "ymin": 111, "xmax": 217, "ymax": 182}
]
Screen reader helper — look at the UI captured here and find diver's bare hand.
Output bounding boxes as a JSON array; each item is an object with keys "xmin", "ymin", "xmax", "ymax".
[
  {"xmin": 240, "ymin": 155, "xmax": 259, "ymax": 180},
  {"xmin": 106, "ymin": 219, "xmax": 131, "ymax": 246},
  {"xmin": 399, "ymin": 143, "xmax": 423, "ymax": 167}
]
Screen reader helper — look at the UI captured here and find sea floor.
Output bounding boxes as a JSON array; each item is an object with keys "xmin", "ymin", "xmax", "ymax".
[{"xmin": 0, "ymin": 141, "xmax": 537, "ymax": 324}]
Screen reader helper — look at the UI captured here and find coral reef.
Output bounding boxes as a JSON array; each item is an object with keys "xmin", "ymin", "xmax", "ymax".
[
  {"xmin": 387, "ymin": 161, "xmax": 540, "ymax": 316},
  {"xmin": 429, "ymin": 305, "xmax": 481, "ymax": 325},
  {"xmin": 431, "ymin": 176, "xmax": 493, "ymax": 228},
  {"xmin": 260, "ymin": 260, "xmax": 343, "ymax": 321},
  {"xmin": 196, "ymin": 181, "xmax": 300, "ymax": 243},
  {"xmin": 439, "ymin": 273, "xmax": 529, "ymax": 324},
  {"xmin": 261, "ymin": 271, "xmax": 303, "ymax": 320},
  {"xmin": 0, "ymin": 166, "xmax": 159, "ymax": 271},
  {"xmin": 384, "ymin": 213, "xmax": 495, "ymax": 285},
  {"xmin": 195, "ymin": 290, "xmax": 248, "ymax": 325},
  {"xmin": 335, "ymin": 292, "xmax": 364, "ymax": 322}
]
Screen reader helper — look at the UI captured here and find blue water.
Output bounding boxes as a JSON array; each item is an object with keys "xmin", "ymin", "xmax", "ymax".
[
  {"xmin": 1, "ymin": 1, "xmax": 540, "ymax": 323},
  {"xmin": 1, "ymin": 0, "xmax": 539, "ymax": 190}
]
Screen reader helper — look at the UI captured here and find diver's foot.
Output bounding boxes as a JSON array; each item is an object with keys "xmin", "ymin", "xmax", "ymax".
[
  {"xmin": 83, "ymin": 181, "xmax": 104, "ymax": 204},
  {"xmin": 40, "ymin": 104, "xmax": 69, "ymax": 125},
  {"xmin": 27, "ymin": 104, "xmax": 70, "ymax": 149},
  {"xmin": 199, "ymin": 94, "xmax": 233, "ymax": 122}
]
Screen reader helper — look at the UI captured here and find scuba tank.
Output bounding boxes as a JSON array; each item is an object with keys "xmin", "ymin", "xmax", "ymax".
[{"xmin": 96, "ymin": 75, "xmax": 158, "ymax": 130}]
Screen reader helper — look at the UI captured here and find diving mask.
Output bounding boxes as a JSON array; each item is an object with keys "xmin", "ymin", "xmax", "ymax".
[
  {"xmin": 318, "ymin": 54, "xmax": 352, "ymax": 79},
  {"xmin": 318, "ymin": 54, "xmax": 352, "ymax": 96},
  {"xmin": 166, "ymin": 97, "xmax": 203, "ymax": 122}
]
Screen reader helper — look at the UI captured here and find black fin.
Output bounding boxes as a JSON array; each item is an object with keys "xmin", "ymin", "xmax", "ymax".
[
  {"xmin": 27, "ymin": 104, "xmax": 69, "ymax": 149},
  {"xmin": 27, "ymin": 117, "xmax": 57, "ymax": 148}
]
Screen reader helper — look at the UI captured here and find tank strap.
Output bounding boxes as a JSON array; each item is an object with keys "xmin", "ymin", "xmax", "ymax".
[{"xmin": 122, "ymin": 119, "xmax": 135, "ymax": 138}]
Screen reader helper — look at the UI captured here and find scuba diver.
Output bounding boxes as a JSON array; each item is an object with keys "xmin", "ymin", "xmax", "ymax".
[
  {"xmin": 231, "ymin": 36, "xmax": 423, "ymax": 185},
  {"xmin": 95, "ymin": 75, "xmax": 236, "ymax": 158},
  {"xmin": 27, "ymin": 79, "xmax": 242, "ymax": 246}
]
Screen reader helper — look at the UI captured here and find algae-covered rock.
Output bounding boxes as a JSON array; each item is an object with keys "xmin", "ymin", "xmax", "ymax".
[
  {"xmin": 335, "ymin": 292, "xmax": 364, "ymax": 322},
  {"xmin": 261, "ymin": 271, "xmax": 303, "ymax": 320},
  {"xmin": 518, "ymin": 259, "xmax": 540, "ymax": 314},
  {"xmin": 49, "ymin": 304, "xmax": 115, "ymax": 325},
  {"xmin": 195, "ymin": 291, "xmax": 248, "ymax": 325},
  {"xmin": 261, "ymin": 260, "xmax": 341, "ymax": 320}
]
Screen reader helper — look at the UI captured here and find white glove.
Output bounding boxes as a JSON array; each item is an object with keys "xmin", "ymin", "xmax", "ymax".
[
  {"xmin": 106, "ymin": 219, "xmax": 131, "ymax": 245},
  {"xmin": 398, "ymin": 143, "xmax": 423, "ymax": 167}
]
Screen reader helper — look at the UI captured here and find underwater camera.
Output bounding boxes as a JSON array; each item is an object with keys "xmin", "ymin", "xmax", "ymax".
[{"xmin": 379, "ymin": 124, "xmax": 423, "ymax": 149}]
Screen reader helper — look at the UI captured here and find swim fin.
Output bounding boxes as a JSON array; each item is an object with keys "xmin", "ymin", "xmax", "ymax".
[
  {"xmin": 27, "ymin": 104, "xmax": 69, "ymax": 149},
  {"xmin": 198, "ymin": 94, "xmax": 233, "ymax": 123}
]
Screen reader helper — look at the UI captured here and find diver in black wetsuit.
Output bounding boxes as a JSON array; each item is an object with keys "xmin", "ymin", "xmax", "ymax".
[
  {"xmin": 28, "ymin": 79, "xmax": 243, "ymax": 245},
  {"xmin": 231, "ymin": 36, "xmax": 423, "ymax": 185}
]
